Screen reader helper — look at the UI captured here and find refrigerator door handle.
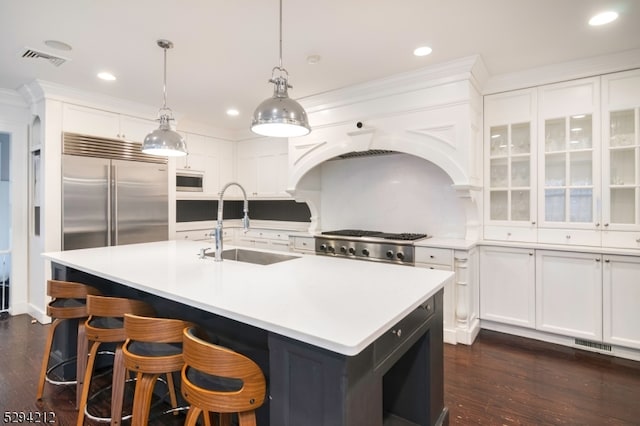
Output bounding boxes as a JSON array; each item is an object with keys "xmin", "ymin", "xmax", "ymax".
[
  {"xmin": 112, "ymin": 164, "xmax": 118, "ymax": 245},
  {"xmin": 107, "ymin": 164, "xmax": 113, "ymax": 246}
]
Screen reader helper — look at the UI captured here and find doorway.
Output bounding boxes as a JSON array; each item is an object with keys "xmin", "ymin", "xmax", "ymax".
[{"xmin": 0, "ymin": 133, "xmax": 10, "ymax": 319}]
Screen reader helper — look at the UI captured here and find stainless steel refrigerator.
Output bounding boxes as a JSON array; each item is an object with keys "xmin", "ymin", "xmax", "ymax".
[{"xmin": 62, "ymin": 133, "xmax": 169, "ymax": 250}]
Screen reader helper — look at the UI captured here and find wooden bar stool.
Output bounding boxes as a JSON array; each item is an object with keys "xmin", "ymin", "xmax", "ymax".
[
  {"xmin": 76, "ymin": 295, "xmax": 155, "ymax": 426},
  {"xmin": 181, "ymin": 327, "xmax": 266, "ymax": 426},
  {"xmin": 36, "ymin": 279, "xmax": 101, "ymax": 406},
  {"xmin": 122, "ymin": 313, "xmax": 193, "ymax": 426}
]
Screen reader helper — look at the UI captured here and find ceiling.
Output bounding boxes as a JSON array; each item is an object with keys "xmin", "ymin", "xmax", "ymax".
[{"xmin": 1, "ymin": 0, "xmax": 639, "ymax": 135}]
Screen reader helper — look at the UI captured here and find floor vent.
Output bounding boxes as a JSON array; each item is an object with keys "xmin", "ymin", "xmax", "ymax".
[
  {"xmin": 575, "ymin": 339, "xmax": 612, "ymax": 352},
  {"xmin": 21, "ymin": 47, "xmax": 68, "ymax": 67}
]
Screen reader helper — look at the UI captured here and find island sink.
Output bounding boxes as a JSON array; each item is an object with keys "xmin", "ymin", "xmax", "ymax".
[{"xmin": 206, "ymin": 248, "xmax": 299, "ymax": 265}]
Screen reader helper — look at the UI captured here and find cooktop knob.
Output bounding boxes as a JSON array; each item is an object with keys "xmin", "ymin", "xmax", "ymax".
[
  {"xmin": 328, "ymin": 245, "xmax": 335, "ymax": 253},
  {"xmin": 348, "ymin": 247, "xmax": 356, "ymax": 255},
  {"xmin": 397, "ymin": 252, "xmax": 405, "ymax": 260},
  {"xmin": 386, "ymin": 250, "xmax": 394, "ymax": 258},
  {"xmin": 340, "ymin": 246, "xmax": 347, "ymax": 254},
  {"xmin": 320, "ymin": 244, "xmax": 328, "ymax": 251},
  {"xmin": 362, "ymin": 248, "xmax": 370, "ymax": 256}
]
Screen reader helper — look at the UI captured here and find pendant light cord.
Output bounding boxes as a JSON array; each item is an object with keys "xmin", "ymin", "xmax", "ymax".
[
  {"xmin": 162, "ymin": 45, "xmax": 168, "ymax": 110},
  {"xmin": 278, "ymin": 0, "xmax": 283, "ymax": 70}
]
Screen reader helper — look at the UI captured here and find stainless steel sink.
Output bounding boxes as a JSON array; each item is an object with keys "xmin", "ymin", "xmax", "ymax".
[{"xmin": 206, "ymin": 248, "xmax": 299, "ymax": 265}]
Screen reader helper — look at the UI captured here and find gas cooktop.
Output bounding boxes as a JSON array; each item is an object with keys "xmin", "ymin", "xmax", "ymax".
[
  {"xmin": 320, "ymin": 229, "xmax": 429, "ymax": 241},
  {"xmin": 316, "ymin": 229, "xmax": 430, "ymax": 265}
]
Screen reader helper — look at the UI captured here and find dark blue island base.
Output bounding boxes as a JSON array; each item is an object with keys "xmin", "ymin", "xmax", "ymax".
[{"xmin": 52, "ymin": 263, "xmax": 448, "ymax": 426}]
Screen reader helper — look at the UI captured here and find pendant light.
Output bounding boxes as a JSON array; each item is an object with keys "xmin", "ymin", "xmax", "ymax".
[
  {"xmin": 251, "ymin": 0, "xmax": 311, "ymax": 138},
  {"xmin": 142, "ymin": 39, "xmax": 187, "ymax": 157}
]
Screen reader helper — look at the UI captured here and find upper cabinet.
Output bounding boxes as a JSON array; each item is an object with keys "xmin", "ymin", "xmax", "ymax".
[
  {"xmin": 484, "ymin": 71, "xmax": 640, "ymax": 249},
  {"xmin": 62, "ymin": 103, "xmax": 155, "ymax": 143},
  {"xmin": 176, "ymin": 132, "xmax": 234, "ymax": 197},
  {"xmin": 237, "ymin": 138, "xmax": 289, "ymax": 198},
  {"xmin": 484, "ymin": 89, "xmax": 537, "ymax": 242},
  {"xmin": 601, "ymin": 69, "xmax": 640, "ymax": 248},
  {"xmin": 537, "ymin": 77, "xmax": 601, "ymax": 246}
]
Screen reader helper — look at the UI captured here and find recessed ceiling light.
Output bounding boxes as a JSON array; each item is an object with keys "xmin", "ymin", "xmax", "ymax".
[
  {"xmin": 306, "ymin": 55, "xmax": 321, "ymax": 65},
  {"xmin": 413, "ymin": 46, "xmax": 433, "ymax": 57},
  {"xmin": 97, "ymin": 72, "xmax": 116, "ymax": 81},
  {"xmin": 589, "ymin": 11, "xmax": 618, "ymax": 26},
  {"xmin": 44, "ymin": 40, "xmax": 72, "ymax": 51},
  {"xmin": 226, "ymin": 108, "xmax": 240, "ymax": 117}
]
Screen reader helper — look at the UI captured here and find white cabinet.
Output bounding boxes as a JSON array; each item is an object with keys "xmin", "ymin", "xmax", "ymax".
[
  {"xmin": 535, "ymin": 250, "xmax": 602, "ymax": 341},
  {"xmin": 236, "ymin": 229, "xmax": 291, "ymax": 252},
  {"xmin": 175, "ymin": 228, "xmax": 233, "ymax": 243},
  {"xmin": 62, "ymin": 103, "xmax": 155, "ymax": 142},
  {"xmin": 289, "ymin": 235, "xmax": 315, "ymax": 254},
  {"xmin": 415, "ymin": 247, "xmax": 453, "ymax": 270},
  {"xmin": 480, "ymin": 246, "xmax": 535, "ymax": 328},
  {"xmin": 176, "ymin": 133, "xmax": 235, "ymax": 197},
  {"xmin": 603, "ymin": 254, "xmax": 640, "ymax": 350},
  {"xmin": 237, "ymin": 138, "xmax": 289, "ymax": 198},
  {"xmin": 484, "ymin": 89, "xmax": 537, "ymax": 242},
  {"xmin": 601, "ymin": 69, "xmax": 640, "ymax": 249},
  {"xmin": 537, "ymin": 77, "xmax": 601, "ymax": 243}
]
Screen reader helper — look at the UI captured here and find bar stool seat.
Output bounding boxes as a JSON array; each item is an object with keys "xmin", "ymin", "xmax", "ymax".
[
  {"xmin": 181, "ymin": 327, "xmax": 266, "ymax": 426},
  {"xmin": 122, "ymin": 314, "xmax": 193, "ymax": 426},
  {"xmin": 37, "ymin": 279, "xmax": 101, "ymax": 407},
  {"xmin": 76, "ymin": 295, "xmax": 155, "ymax": 426}
]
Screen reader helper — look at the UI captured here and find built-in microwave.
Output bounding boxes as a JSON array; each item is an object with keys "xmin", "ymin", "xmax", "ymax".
[{"xmin": 176, "ymin": 171, "xmax": 204, "ymax": 192}]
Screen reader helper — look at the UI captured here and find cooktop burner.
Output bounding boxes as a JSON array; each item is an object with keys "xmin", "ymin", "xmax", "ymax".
[{"xmin": 321, "ymin": 229, "xmax": 428, "ymax": 241}]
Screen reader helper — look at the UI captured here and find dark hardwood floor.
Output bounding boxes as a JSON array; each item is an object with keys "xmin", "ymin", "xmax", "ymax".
[{"xmin": 1, "ymin": 313, "xmax": 639, "ymax": 425}]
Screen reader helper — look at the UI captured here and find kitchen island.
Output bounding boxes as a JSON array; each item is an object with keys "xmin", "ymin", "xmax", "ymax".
[{"xmin": 43, "ymin": 240, "xmax": 452, "ymax": 426}]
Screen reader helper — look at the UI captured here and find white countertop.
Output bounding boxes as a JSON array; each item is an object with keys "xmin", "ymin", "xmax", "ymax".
[{"xmin": 43, "ymin": 240, "xmax": 452, "ymax": 356}]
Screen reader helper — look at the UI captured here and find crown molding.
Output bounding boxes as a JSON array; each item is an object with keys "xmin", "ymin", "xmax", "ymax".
[
  {"xmin": 299, "ymin": 55, "xmax": 484, "ymax": 114},
  {"xmin": 484, "ymin": 48, "xmax": 640, "ymax": 94}
]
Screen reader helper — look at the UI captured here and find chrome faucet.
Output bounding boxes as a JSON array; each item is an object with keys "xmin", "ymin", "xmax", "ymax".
[{"xmin": 213, "ymin": 182, "xmax": 250, "ymax": 261}]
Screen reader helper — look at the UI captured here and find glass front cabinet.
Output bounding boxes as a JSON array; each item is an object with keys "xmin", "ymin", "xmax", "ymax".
[
  {"xmin": 602, "ymin": 69, "xmax": 640, "ymax": 248},
  {"xmin": 484, "ymin": 71, "xmax": 640, "ymax": 249},
  {"xmin": 484, "ymin": 89, "xmax": 537, "ymax": 242}
]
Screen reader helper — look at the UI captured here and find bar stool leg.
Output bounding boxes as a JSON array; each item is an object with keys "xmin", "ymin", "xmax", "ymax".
[
  {"xmin": 238, "ymin": 411, "xmax": 257, "ymax": 426},
  {"xmin": 36, "ymin": 319, "xmax": 61, "ymax": 400},
  {"xmin": 110, "ymin": 344, "xmax": 126, "ymax": 426},
  {"xmin": 130, "ymin": 372, "xmax": 158, "ymax": 426},
  {"xmin": 77, "ymin": 341, "xmax": 101, "ymax": 426},
  {"xmin": 165, "ymin": 372, "xmax": 179, "ymax": 415},
  {"xmin": 75, "ymin": 322, "xmax": 87, "ymax": 409}
]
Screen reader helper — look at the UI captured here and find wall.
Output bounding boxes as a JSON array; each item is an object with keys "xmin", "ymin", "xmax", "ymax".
[{"xmin": 318, "ymin": 153, "xmax": 466, "ymax": 237}]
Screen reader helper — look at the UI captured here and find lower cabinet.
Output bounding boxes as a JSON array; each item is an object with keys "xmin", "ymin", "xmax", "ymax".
[
  {"xmin": 480, "ymin": 246, "xmax": 535, "ymax": 328},
  {"xmin": 535, "ymin": 250, "xmax": 603, "ymax": 341},
  {"xmin": 235, "ymin": 229, "xmax": 291, "ymax": 252},
  {"xmin": 603, "ymin": 255, "xmax": 640, "ymax": 350},
  {"xmin": 480, "ymin": 246, "xmax": 640, "ymax": 355}
]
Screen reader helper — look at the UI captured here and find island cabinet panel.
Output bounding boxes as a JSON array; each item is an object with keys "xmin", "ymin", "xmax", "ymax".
[
  {"xmin": 269, "ymin": 292, "xmax": 446, "ymax": 426},
  {"xmin": 50, "ymin": 261, "xmax": 447, "ymax": 426}
]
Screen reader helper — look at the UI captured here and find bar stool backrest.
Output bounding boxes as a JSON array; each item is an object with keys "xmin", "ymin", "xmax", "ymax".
[
  {"xmin": 46, "ymin": 280, "xmax": 101, "ymax": 318},
  {"xmin": 85, "ymin": 295, "xmax": 155, "ymax": 343},
  {"xmin": 124, "ymin": 314, "xmax": 191, "ymax": 343},
  {"xmin": 181, "ymin": 327, "xmax": 266, "ymax": 415}
]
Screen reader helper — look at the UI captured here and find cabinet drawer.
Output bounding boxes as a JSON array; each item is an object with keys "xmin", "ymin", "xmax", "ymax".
[
  {"xmin": 537, "ymin": 228, "xmax": 601, "ymax": 246},
  {"xmin": 417, "ymin": 263, "xmax": 451, "ymax": 271},
  {"xmin": 374, "ymin": 297, "xmax": 435, "ymax": 367},
  {"xmin": 601, "ymin": 231, "xmax": 640, "ymax": 250},
  {"xmin": 176, "ymin": 229, "xmax": 212, "ymax": 241},
  {"xmin": 291, "ymin": 236, "xmax": 314, "ymax": 252},
  {"xmin": 484, "ymin": 225, "xmax": 537, "ymax": 243},
  {"xmin": 414, "ymin": 247, "xmax": 453, "ymax": 267}
]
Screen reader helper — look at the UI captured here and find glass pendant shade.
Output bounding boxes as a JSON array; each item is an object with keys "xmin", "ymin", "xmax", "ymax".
[
  {"xmin": 142, "ymin": 39, "xmax": 188, "ymax": 157},
  {"xmin": 251, "ymin": 78, "xmax": 310, "ymax": 137},
  {"xmin": 142, "ymin": 114, "xmax": 187, "ymax": 157}
]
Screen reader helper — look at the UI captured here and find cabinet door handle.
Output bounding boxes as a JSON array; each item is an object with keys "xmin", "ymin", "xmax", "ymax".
[
  {"xmin": 604, "ymin": 259, "xmax": 610, "ymax": 263},
  {"xmin": 595, "ymin": 258, "xmax": 601, "ymax": 262},
  {"xmin": 595, "ymin": 223, "xmax": 600, "ymax": 227},
  {"xmin": 531, "ymin": 221, "xmax": 536, "ymax": 225},
  {"xmin": 529, "ymin": 252, "xmax": 533, "ymax": 256},
  {"xmin": 604, "ymin": 223, "xmax": 609, "ymax": 227},
  {"xmin": 565, "ymin": 235, "xmax": 571, "ymax": 239}
]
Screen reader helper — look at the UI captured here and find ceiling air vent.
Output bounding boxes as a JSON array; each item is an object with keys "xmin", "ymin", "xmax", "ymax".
[{"xmin": 21, "ymin": 47, "xmax": 68, "ymax": 67}]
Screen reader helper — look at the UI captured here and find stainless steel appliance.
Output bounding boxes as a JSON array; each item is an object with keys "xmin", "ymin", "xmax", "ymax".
[
  {"xmin": 315, "ymin": 229, "xmax": 429, "ymax": 266},
  {"xmin": 176, "ymin": 170, "xmax": 204, "ymax": 192},
  {"xmin": 62, "ymin": 133, "xmax": 169, "ymax": 250}
]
